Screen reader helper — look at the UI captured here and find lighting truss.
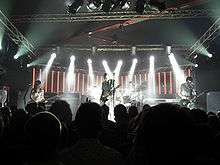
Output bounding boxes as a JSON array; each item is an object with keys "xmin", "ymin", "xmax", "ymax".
[
  {"xmin": 10, "ymin": 9, "xmax": 212, "ymax": 23},
  {"xmin": 35, "ymin": 44, "xmax": 190, "ymax": 52},
  {"xmin": 0, "ymin": 10, "xmax": 34, "ymax": 56},
  {"xmin": 187, "ymin": 17, "xmax": 220, "ymax": 60}
]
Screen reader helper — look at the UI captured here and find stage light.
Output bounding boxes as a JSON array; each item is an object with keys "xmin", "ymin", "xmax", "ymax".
[
  {"xmin": 148, "ymin": 56, "xmax": 156, "ymax": 96},
  {"xmin": 114, "ymin": 60, "xmax": 123, "ymax": 84},
  {"xmin": 136, "ymin": 0, "xmax": 146, "ymax": 14},
  {"xmin": 168, "ymin": 53, "xmax": 185, "ymax": 94},
  {"xmin": 51, "ymin": 53, "xmax": 56, "ymax": 59},
  {"xmin": 68, "ymin": 0, "xmax": 84, "ymax": 14},
  {"xmin": 88, "ymin": 59, "xmax": 94, "ymax": 86},
  {"xmin": 27, "ymin": 64, "xmax": 31, "ymax": 68},
  {"xmin": 66, "ymin": 55, "xmax": 76, "ymax": 92},
  {"xmin": 70, "ymin": 55, "xmax": 75, "ymax": 61},
  {"xmin": 131, "ymin": 46, "xmax": 136, "ymax": 56},
  {"xmin": 133, "ymin": 58, "xmax": 138, "ymax": 64},
  {"xmin": 0, "ymin": 29, "xmax": 4, "ymax": 51},
  {"xmin": 208, "ymin": 53, "xmax": 213, "ymax": 58},
  {"xmin": 14, "ymin": 55, "xmax": 19, "ymax": 59},
  {"xmin": 193, "ymin": 54, "xmax": 198, "ymax": 59},
  {"xmin": 40, "ymin": 53, "xmax": 57, "ymax": 84},
  {"xmin": 102, "ymin": 0, "xmax": 113, "ymax": 12},
  {"xmin": 102, "ymin": 60, "xmax": 112, "ymax": 78},
  {"xmin": 128, "ymin": 58, "xmax": 138, "ymax": 82},
  {"xmin": 87, "ymin": 58, "xmax": 92, "ymax": 64},
  {"xmin": 195, "ymin": 64, "xmax": 199, "ymax": 68},
  {"xmin": 87, "ymin": 0, "xmax": 102, "ymax": 11},
  {"xmin": 120, "ymin": 0, "xmax": 130, "ymax": 10},
  {"xmin": 166, "ymin": 46, "xmax": 171, "ymax": 55},
  {"xmin": 149, "ymin": 0, "xmax": 166, "ymax": 12}
]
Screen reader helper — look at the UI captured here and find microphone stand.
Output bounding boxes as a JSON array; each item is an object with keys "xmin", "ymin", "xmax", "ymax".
[{"xmin": 112, "ymin": 79, "xmax": 115, "ymax": 108}]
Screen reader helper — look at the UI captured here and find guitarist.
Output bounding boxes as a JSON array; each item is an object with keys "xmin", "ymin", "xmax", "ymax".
[
  {"xmin": 29, "ymin": 80, "xmax": 46, "ymax": 108},
  {"xmin": 180, "ymin": 77, "xmax": 197, "ymax": 109},
  {"xmin": 100, "ymin": 73, "xmax": 111, "ymax": 104}
]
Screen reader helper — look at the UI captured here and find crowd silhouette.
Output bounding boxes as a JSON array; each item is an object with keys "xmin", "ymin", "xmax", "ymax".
[{"xmin": 0, "ymin": 100, "xmax": 220, "ymax": 165}]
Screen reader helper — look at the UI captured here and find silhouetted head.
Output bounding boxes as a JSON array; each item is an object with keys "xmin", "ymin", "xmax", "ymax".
[
  {"xmin": 143, "ymin": 104, "xmax": 151, "ymax": 112},
  {"xmin": 24, "ymin": 111, "xmax": 62, "ymax": 151},
  {"xmin": 128, "ymin": 106, "xmax": 138, "ymax": 120},
  {"xmin": 190, "ymin": 108, "xmax": 208, "ymax": 124},
  {"xmin": 114, "ymin": 104, "xmax": 128, "ymax": 123},
  {"xmin": 135, "ymin": 103, "xmax": 195, "ymax": 164},
  {"xmin": 49, "ymin": 100, "xmax": 72, "ymax": 127},
  {"xmin": 75, "ymin": 102, "xmax": 102, "ymax": 138}
]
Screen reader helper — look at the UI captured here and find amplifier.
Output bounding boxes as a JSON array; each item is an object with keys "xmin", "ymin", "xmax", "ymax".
[{"xmin": 207, "ymin": 91, "xmax": 220, "ymax": 113}]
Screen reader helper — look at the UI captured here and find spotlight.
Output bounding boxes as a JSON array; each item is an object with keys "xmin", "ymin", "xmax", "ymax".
[
  {"xmin": 70, "ymin": 55, "xmax": 75, "ymax": 61},
  {"xmin": 149, "ymin": 0, "xmax": 166, "ymax": 12},
  {"xmin": 166, "ymin": 46, "xmax": 171, "ymax": 55},
  {"xmin": 40, "ymin": 52, "xmax": 56, "ymax": 84},
  {"xmin": 208, "ymin": 53, "xmax": 213, "ymax": 58},
  {"xmin": 136, "ymin": 0, "xmax": 146, "ymax": 14},
  {"xmin": 102, "ymin": 60, "xmax": 107, "ymax": 65},
  {"xmin": 193, "ymin": 54, "xmax": 198, "ymax": 59},
  {"xmin": 27, "ymin": 64, "xmax": 31, "ymax": 68},
  {"xmin": 195, "ymin": 64, "xmax": 199, "ymax": 68},
  {"xmin": 148, "ymin": 55, "xmax": 156, "ymax": 96},
  {"xmin": 131, "ymin": 46, "xmax": 136, "ymax": 56},
  {"xmin": 68, "ymin": 0, "xmax": 84, "ymax": 14},
  {"xmin": 120, "ymin": 0, "xmax": 130, "ymax": 10},
  {"xmin": 51, "ymin": 53, "xmax": 56, "ymax": 59},
  {"xmin": 87, "ymin": 0, "xmax": 102, "ymax": 11},
  {"xmin": 128, "ymin": 58, "xmax": 138, "ymax": 82},
  {"xmin": 150, "ymin": 56, "xmax": 155, "ymax": 62},
  {"xmin": 88, "ymin": 58, "xmax": 94, "ymax": 85},
  {"xmin": 67, "ymin": 55, "xmax": 76, "ymax": 92},
  {"xmin": 114, "ymin": 60, "xmax": 123, "ymax": 75},
  {"xmin": 102, "ymin": 60, "xmax": 112, "ymax": 77},
  {"xmin": 168, "ymin": 53, "xmax": 185, "ymax": 93},
  {"xmin": 102, "ymin": 0, "xmax": 113, "ymax": 12},
  {"xmin": 87, "ymin": 58, "xmax": 92, "ymax": 64},
  {"xmin": 14, "ymin": 55, "xmax": 19, "ymax": 60},
  {"xmin": 133, "ymin": 58, "xmax": 138, "ymax": 64},
  {"xmin": 118, "ymin": 60, "xmax": 123, "ymax": 65}
]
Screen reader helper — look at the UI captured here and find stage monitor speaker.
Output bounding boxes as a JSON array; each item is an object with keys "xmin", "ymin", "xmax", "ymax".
[{"xmin": 207, "ymin": 91, "xmax": 220, "ymax": 113}]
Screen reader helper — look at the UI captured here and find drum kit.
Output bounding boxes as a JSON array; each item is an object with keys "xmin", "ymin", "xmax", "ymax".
[{"xmin": 115, "ymin": 81, "xmax": 148, "ymax": 106}]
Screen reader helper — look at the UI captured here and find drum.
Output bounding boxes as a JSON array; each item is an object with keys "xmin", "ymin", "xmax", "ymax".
[{"xmin": 123, "ymin": 96, "xmax": 131, "ymax": 104}]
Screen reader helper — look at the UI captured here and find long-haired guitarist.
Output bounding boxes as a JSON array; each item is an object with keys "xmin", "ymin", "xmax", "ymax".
[{"xmin": 30, "ymin": 80, "xmax": 45, "ymax": 103}]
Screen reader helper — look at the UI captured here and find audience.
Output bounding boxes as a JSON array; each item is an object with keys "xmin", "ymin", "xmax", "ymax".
[
  {"xmin": 60, "ymin": 102, "xmax": 124, "ymax": 165},
  {"xmin": 0, "ymin": 98, "xmax": 219, "ymax": 165},
  {"xmin": 24, "ymin": 111, "xmax": 63, "ymax": 164}
]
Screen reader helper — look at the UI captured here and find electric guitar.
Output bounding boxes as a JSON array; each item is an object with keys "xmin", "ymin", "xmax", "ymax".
[
  {"xmin": 100, "ymin": 84, "xmax": 121, "ymax": 104},
  {"xmin": 180, "ymin": 91, "xmax": 207, "ymax": 108}
]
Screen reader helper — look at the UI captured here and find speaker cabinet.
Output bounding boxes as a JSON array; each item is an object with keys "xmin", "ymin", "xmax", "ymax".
[{"xmin": 207, "ymin": 91, "xmax": 220, "ymax": 113}]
